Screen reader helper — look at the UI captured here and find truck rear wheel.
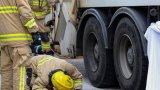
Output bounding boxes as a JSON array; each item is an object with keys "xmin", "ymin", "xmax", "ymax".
[
  {"xmin": 83, "ymin": 17, "xmax": 116, "ymax": 87},
  {"xmin": 113, "ymin": 17, "xmax": 148, "ymax": 90}
]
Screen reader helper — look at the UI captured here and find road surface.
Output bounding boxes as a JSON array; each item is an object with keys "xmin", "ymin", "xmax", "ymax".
[{"xmin": 67, "ymin": 58, "xmax": 121, "ymax": 90}]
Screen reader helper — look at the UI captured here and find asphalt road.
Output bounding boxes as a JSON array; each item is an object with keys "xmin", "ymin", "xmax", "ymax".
[{"xmin": 67, "ymin": 58, "xmax": 121, "ymax": 90}]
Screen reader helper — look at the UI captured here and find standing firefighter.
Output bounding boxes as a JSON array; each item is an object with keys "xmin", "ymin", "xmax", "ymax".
[
  {"xmin": 0, "ymin": 0, "xmax": 39, "ymax": 90},
  {"xmin": 26, "ymin": 55, "xmax": 82, "ymax": 90},
  {"xmin": 29, "ymin": 0, "xmax": 56, "ymax": 55}
]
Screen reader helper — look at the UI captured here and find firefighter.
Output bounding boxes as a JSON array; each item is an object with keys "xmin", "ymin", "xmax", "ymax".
[
  {"xmin": 29, "ymin": 0, "xmax": 57, "ymax": 55},
  {"xmin": 25, "ymin": 55, "xmax": 83, "ymax": 90},
  {"xmin": 0, "ymin": 0, "xmax": 39, "ymax": 90}
]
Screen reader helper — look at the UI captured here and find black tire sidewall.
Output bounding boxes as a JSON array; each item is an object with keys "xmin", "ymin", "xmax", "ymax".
[
  {"xmin": 114, "ymin": 17, "xmax": 143, "ymax": 90},
  {"xmin": 83, "ymin": 17, "xmax": 107, "ymax": 87}
]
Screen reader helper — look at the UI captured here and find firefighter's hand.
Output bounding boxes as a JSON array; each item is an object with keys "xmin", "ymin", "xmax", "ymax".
[
  {"xmin": 46, "ymin": 85, "xmax": 54, "ymax": 90},
  {"xmin": 45, "ymin": 19, "xmax": 55, "ymax": 27},
  {"xmin": 31, "ymin": 32, "xmax": 40, "ymax": 45},
  {"xmin": 40, "ymin": 32, "xmax": 49, "ymax": 42}
]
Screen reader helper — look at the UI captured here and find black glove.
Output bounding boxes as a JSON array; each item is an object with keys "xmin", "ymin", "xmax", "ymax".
[
  {"xmin": 46, "ymin": 50, "xmax": 54, "ymax": 56},
  {"xmin": 34, "ymin": 45, "xmax": 43, "ymax": 54},
  {"xmin": 40, "ymin": 32, "xmax": 49, "ymax": 42},
  {"xmin": 31, "ymin": 32, "xmax": 41, "ymax": 45},
  {"xmin": 45, "ymin": 19, "xmax": 55, "ymax": 27},
  {"xmin": 26, "ymin": 68, "xmax": 32, "ymax": 86}
]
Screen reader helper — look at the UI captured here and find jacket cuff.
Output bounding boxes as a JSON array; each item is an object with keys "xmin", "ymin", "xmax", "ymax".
[{"xmin": 28, "ymin": 25, "xmax": 39, "ymax": 33}]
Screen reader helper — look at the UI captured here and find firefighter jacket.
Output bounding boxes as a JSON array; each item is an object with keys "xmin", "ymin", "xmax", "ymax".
[
  {"xmin": 29, "ymin": 0, "xmax": 55, "ymax": 32},
  {"xmin": 0, "ymin": 0, "xmax": 39, "ymax": 47},
  {"xmin": 26, "ymin": 55, "xmax": 82, "ymax": 90}
]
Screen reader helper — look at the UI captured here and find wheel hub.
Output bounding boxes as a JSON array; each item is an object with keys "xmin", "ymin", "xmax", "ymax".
[
  {"xmin": 94, "ymin": 43, "xmax": 99, "ymax": 60},
  {"xmin": 119, "ymin": 34, "xmax": 134, "ymax": 79},
  {"xmin": 127, "ymin": 46, "xmax": 134, "ymax": 67},
  {"xmin": 87, "ymin": 33, "xmax": 99, "ymax": 72}
]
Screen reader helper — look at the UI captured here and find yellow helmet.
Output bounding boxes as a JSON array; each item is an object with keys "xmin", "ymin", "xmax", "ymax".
[{"xmin": 51, "ymin": 70, "xmax": 74, "ymax": 90}]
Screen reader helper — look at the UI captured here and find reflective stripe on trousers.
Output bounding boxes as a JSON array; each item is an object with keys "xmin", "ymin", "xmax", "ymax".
[
  {"xmin": 19, "ymin": 65, "xmax": 26, "ymax": 90},
  {"xmin": 0, "ymin": 6, "xmax": 18, "ymax": 14},
  {"xmin": 41, "ymin": 42, "xmax": 50, "ymax": 49},
  {"xmin": 0, "ymin": 33, "xmax": 32, "ymax": 42}
]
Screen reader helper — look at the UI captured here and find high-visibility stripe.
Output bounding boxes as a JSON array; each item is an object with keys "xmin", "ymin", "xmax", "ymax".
[
  {"xmin": 19, "ymin": 66, "xmax": 26, "ymax": 90},
  {"xmin": 74, "ymin": 79, "xmax": 82, "ymax": 89},
  {"xmin": 74, "ymin": 80, "xmax": 82, "ymax": 83},
  {"xmin": 38, "ymin": 88, "xmax": 43, "ymax": 90},
  {"xmin": 42, "ymin": 42, "xmax": 50, "ymax": 49},
  {"xmin": 38, "ymin": 56, "xmax": 55, "ymax": 67},
  {"xmin": 0, "ymin": 33, "xmax": 32, "ymax": 42},
  {"xmin": 33, "ymin": 11, "xmax": 47, "ymax": 17},
  {"xmin": 24, "ymin": 18, "xmax": 36, "ymax": 29},
  {"xmin": 0, "ymin": 6, "xmax": 18, "ymax": 14},
  {"xmin": 31, "ymin": 0, "xmax": 47, "ymax": 7}
]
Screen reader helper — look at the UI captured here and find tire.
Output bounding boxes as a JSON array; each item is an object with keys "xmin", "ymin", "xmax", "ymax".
[
  {"xmin": 113, "ymin": 17, "xmax": 148, "ymax": 90},
  {"xmin": 83, "ymin": 17, "xmax": 117, "ymax": 87}
]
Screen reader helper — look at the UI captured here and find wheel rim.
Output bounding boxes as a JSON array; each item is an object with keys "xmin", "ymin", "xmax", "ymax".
[
  {"xmin": 119, "ymin": 34, "xmax": 134, "ymax": 79},
  {"xmin": 86, "ymin": 32, "xmax": 100, "ymax": 72}
]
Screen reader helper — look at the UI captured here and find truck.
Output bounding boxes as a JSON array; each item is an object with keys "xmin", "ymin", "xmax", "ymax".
[{"xmin": 46, "ymin": 0, "xmax": 159, "ymax": 89}]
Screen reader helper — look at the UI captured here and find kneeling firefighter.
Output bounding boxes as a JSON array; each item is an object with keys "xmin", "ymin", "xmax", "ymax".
[
  {"xmin": 25, "ymin": 55, "xmax": 83, "ymax": 90},
  {"xmin": 29, "ymin": 0, "xmax": 57, "ymax": 55}
]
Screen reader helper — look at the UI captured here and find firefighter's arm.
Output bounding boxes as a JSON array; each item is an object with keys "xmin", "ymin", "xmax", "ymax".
[
  {"xmin": 47, "ymin": 0, "xmax": 59, "ymax": 13},
  {"xmin": 32, "ymin": 77, "xmax": 48, "ymax": 90},
  {"xmin": 15, "ymin": 0, "xmax": 39, "ymax": 33},
  {"xmin": 63, "ymin": 62, "xmax": 83, "ymax": 90}
]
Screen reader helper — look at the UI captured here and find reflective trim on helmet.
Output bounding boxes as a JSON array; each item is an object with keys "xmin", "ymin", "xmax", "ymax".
[
  {"xmin": 0, "ymin": 33, "xmax": 32, "ymax": 42},
  {"xmin": 42, "ymin": 42, "xmax": 51, "ymax": 49},
  {"xmin": 19, "ymin": 66, "xmax": 26, "ymax": 90},
  {"xmin": 0, "ymin": 6, "xmax": 18, "ymax": 14},
  {"xmin": 37, "ymin": 56, "xmax": 54, "ymax": 67},
  {"xmin": 24, "ymin": 18, "xmax": 36, "ymax": 29},
  {"xmin": 33, "ymin": 11, "xmax": 47, "ymax": 17}
]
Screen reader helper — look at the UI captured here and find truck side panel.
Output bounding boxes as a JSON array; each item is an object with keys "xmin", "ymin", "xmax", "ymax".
[{"xmin": 80, "ymin": 0, "xmax": 160, "ymax": 7}]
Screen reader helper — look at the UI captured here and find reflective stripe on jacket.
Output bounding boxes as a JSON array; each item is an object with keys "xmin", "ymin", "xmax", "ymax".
[
  {"xmin": 30, "ymin": 0, "xmax": 47, "ymax": 7},
  {"xmin": 0, "ymin": 6, "xmax": 37, "ymax": 29},
  {"xmin": 0, "ymin": 33, "xmax": 32, "ymax": 42},
  {"xmin": 33, "ymin": 11, "xmax": 48, "ymax": 17},
  {"xmin": 24, "ymin": 18, "xmax": 37, "ymax": 29},
  {"xmin": 0, "ymin": 0, "xmax": 39, "ymax": 46},
  {"xmin": 29, "ymin": 0, "xmax": 55, "ymax": 33},
  {"xmin": 0, "ymin": 6, "xmax": 18, "ymax": 14},
  {"xmin": 29, "ymin": 0, "xmax": 53, "ymax": 17}
]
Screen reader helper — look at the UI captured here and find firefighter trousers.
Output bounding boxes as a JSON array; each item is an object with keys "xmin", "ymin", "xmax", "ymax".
[{"xmin": 1, "ymin": 45, "xmax": 32, "ymax": 90}]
